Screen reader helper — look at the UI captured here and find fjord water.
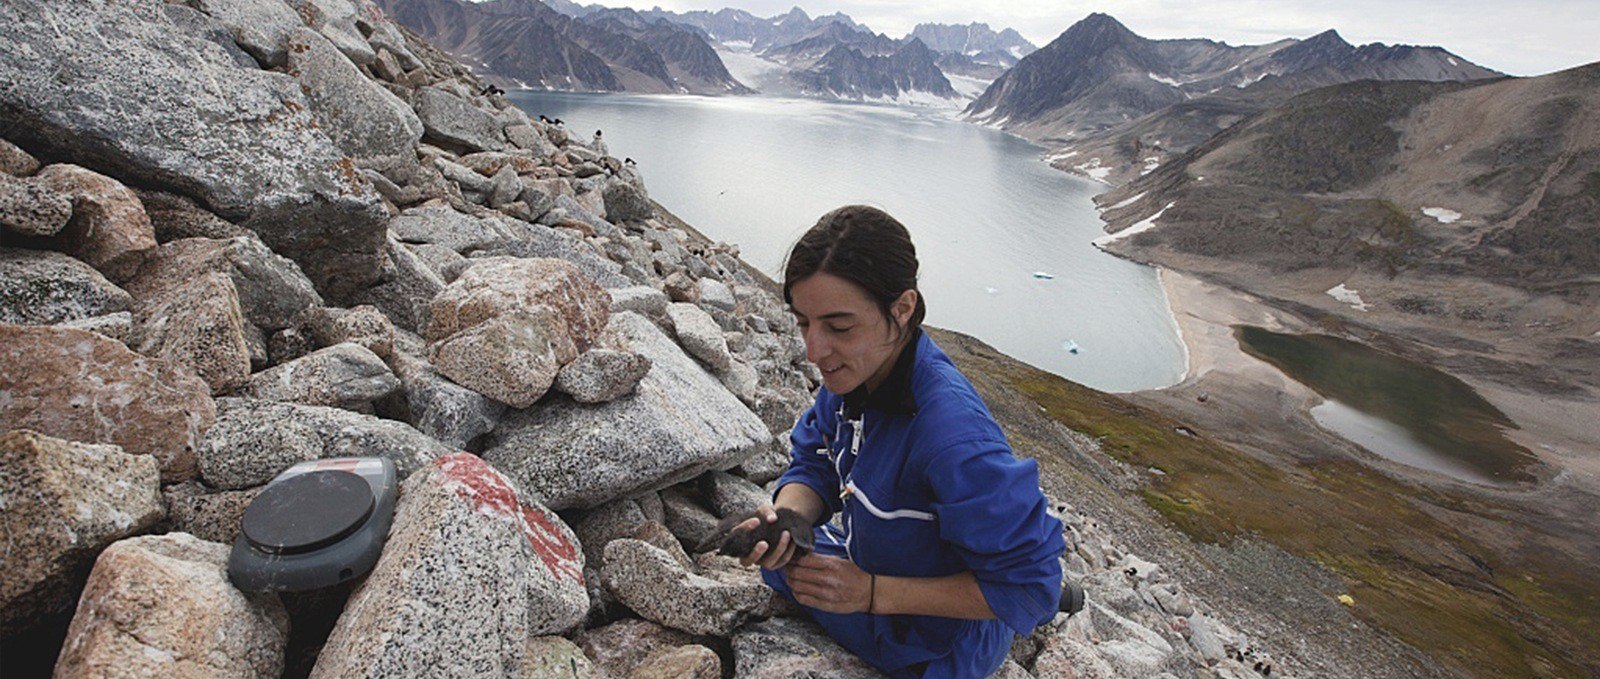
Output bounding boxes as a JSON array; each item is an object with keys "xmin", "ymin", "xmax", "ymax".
[{"xmin": 509, "ymin": 92, "xmax": 1186, "ymax": 392}]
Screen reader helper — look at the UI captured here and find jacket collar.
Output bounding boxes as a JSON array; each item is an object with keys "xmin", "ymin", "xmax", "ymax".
[{"xmin": 842, "ymin": 327, "xmax": 921, "ymax": 419}]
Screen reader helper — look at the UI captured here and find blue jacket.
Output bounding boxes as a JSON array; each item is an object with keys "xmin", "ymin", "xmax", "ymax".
[{"xmin": 764, "ymin": 329, "xmax": 1065, "ymax": 678}]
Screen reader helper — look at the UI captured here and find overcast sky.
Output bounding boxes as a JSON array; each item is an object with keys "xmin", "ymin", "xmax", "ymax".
[{"xmin": 581, "ymin": 0, "xmax": 1598, "ymax": 77}]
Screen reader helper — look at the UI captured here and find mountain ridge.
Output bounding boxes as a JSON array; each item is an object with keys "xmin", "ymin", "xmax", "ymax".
[{"xmin": 968, "ymin": 13, "xmax": 1500, "ymax": 184}]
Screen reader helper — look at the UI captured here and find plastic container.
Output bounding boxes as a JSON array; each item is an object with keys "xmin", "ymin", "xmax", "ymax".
[{"xmin": 227, "ymin": 457, "xmax": 398, "ymax": 593}]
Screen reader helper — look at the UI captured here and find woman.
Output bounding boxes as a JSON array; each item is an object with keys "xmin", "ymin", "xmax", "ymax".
[{"xmin": 739, "ymin": 205, "xmax": 1066, "ymax": 678}]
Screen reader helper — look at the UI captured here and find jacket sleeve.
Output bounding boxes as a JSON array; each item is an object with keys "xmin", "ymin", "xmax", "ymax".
[
  {"xmin": 774, "ymin": 392, "xmax": 843, "ymax": 526},
  {"xmin": 924, "ymin": 435, "xmax": 1065, "ymax": 636}
]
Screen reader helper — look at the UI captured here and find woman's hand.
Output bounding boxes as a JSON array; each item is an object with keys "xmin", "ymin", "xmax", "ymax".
[
  {"xmin": 736, "ymin": 504, "xmax": 799, "ymax": 570},
  {"xmin": 784, "ymin": 553, "xmax": 873, "ymax": 614}
]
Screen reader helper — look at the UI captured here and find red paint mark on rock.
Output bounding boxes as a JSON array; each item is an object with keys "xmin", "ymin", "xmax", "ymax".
[{"xmin": 437, "ymin": 453, "xmax": 584, "ymax": 586}]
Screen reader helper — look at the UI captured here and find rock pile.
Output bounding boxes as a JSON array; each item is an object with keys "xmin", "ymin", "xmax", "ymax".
[{"xmin": 0, "ymin": 0, "xmax": 1290, "ymax": 676}]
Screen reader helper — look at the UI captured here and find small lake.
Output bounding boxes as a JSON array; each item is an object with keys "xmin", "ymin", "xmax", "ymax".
[
  {"xmin": 1234, "ymin": 326, "xmax": 1536, "ymax": 485},
  {"xmin": 508, "ymin": 91, "xmax": 1188, "ymax": 392}
]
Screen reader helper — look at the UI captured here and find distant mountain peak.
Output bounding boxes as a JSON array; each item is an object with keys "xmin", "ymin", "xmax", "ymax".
[{"xmin": 1302, "ymin": 29, "xmax": 1351, "ymax": 47}]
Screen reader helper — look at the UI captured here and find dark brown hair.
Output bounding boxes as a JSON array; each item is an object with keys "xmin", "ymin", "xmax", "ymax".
[{"xmin": 783, "ymin": 205, "xmax": 927, "ymax": 336}]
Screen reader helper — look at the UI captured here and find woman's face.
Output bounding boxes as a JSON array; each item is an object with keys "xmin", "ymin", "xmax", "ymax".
[{"xmin": 789, "ymin": 273, "xmax": 914, "ymax": 395}]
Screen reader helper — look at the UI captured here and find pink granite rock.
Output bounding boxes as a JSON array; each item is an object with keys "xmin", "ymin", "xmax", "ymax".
[
  {"xmin": 35, "ymin": 164, "xmax": 156, "ymax": 282},
  {"xmin": 0, "ymin": 324, "xmax": 215, "ymax": 482},
  {"xmin": 0, "ymin": 430, "xmax": 163, "ymax": 636},
  {"xmin": 53, "ymin": 533, "xmax": 288, "ymax": 677},
  {"xmin": 311, "ymin": 453, "xmax": 588, "ymax": 678},
  {"xmin": 425, "ymin": 256, "xmax": 610, "ymax": 351}
]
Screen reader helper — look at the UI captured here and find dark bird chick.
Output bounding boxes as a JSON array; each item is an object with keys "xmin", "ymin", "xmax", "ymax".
[{"xmin": 700, "ymin": 507, "xmax": 815, "ymax": 558}]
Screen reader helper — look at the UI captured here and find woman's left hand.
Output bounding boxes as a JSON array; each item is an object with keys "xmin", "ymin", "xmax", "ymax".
[{"xmin": 784, "ymin": 553, "xmax": 874, "ymax": 614}]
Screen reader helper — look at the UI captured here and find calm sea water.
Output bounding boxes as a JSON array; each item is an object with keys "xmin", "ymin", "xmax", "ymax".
[{"xmin": 508, "ymin": 92, "xmax": 1187, "ymax": 392}]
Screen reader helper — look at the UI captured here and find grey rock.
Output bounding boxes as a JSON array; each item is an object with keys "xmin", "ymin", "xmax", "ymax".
[
  {"xmin": 241, "ymin": 342, "xmax": 399, "ymax": 410},
  {"xmin": 1187, "ymin": 613, "xmax": 1229, "ymax": 665},
  {"xmin": 380, "ymin": 353, "xmax": 505, "ymax": 449},
  {"xmin": 488, "ymin": 166, "xmax": 522, "ymax": 208},
  {"xmin": 554, "ymin": 348, "xmax": 652, "ymax": 403},
  {"xmin": 632, "ymin": 519, "xmax": 694, "ymax": 570},
  {"xmin": 416, "ymin": 86, "xmax": 508, "ymax": 153},
  {"xmin": 286, "ymin": 28, "xmax": 423, "ymax": 173},
  {"xmin": 636, "ymin": 491, "xmax": 667, "ymax": 525},
  {"xmin": 53, "ymin": 533, "xmax": 289, "ymax": 678},
  {"xmin": 732, "ymin": 617, "xmax": 887, "ymax": 678},
  {"xmin": 699, "ymin": 470, "xmax": 770, "ymax": 519},
  {"xmin": 517, "ymin": 179, "xmax": 557, "ymax": 218},
  {"xmin": 184, "ymin": 0, "xmax": 304, "ymax": 67},
  {"xmin": 407, "ymin": 242, "xmax": 470, "ymax": 282},
  {"xmin": 1033, "ymin": 631, "xmax": 1121, "ymax": 679},
  {"xmin": 0, "ymin": 0, "xmax": 389, "ymax": 299},
  {"xmin": 1151, "ymin": 583, "xmax": 1195, "ymax": 618},
  {"xmin": 475, "ymin": 231, "xmax": 632, "ymax": 289},
  {"xmin": 137, "ymin": 188, "xmax": 253, "ymax": 242},
  {"xmin": 601, "ymin": 539, "xmax": 770, "ymax": 636},
  {"xmin": 354, "ymin": 235, "xmax": 448, "ymax": 332},
  {"xmin": 661, "ymin": 485, "xmax": 722, "ymax": 552},
  {"xmin": 720, "ymin": 358, "xmax": 761, "ymax": 405},
  {"xmin": 504, "ymin": 124, "xmax": 543, "ymax": 153},
  {"xmin": 435, "ymin": 156, "xmax": 494, "ymax": 194},
  {"xmin": 0, "ymin": 173, "xmax": 72, "ymax": 237},
  {"xmin": 297, "ymin": 0, "xmax": 375, "ymax": 66},
  {"xmin": 198, "ymin": 397, "xmax": 450, "ymax": 489},
  {"xmin": 610, "ymin": 285, "xmax": 670, "ymax": 323},
  {"xmin": 0, "ymin": 430, "xmax": 164, "ymax": 636},
  {"xmin": 574, "ymin": 500, "xmax": 648, "ymax": 567},
  {"xmin": 162, "ymin": 481, "xmax": 262, "ymax": 545},
  {"xmin": 601, "ymin": 181, "xmax": 653, "ymax": 223},
  {"xmin": 697, "ymin": 277, "xmax": 736, "ymax": 312},
  {"xmin": 389, "ymin": 203, "xmax": 504, "ymax": 253},
  {"xmin": 59, "ymin": 311, "xmax": 134, "ymax": 343},
  {"xmin": 540, "ymin": 194, "xmax": 621, "ymax": 239},
  {"xmin": 365, "ymin": 19, "xmax": 423, "ymax": 72},
  {"xmin": 362, "ymin": 166, "xmax": 422, "ymax": 206},
  {"xmin": 668, "ymin": 302, "xmax": 733, "ymax": 372},
  {"xmin": 129, "ymin": 235, "xmax": 323, "ymax": 332},
  {"xmin": 0, "ymin": 247, "xmax": 132, "ymax": 325},
  {"xmin": 733, "ymin": 443, "xmax": 792, "ymax": 486},
  {"xmin": 484, "ymin": 313, "xmax": 770, "ymax": 510},
  {"xmin": 311, "ymin": 453, "xmax": 588, "ymax": 678}
]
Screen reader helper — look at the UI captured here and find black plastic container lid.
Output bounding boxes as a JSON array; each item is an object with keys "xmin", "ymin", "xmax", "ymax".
[{"xmin": 241, "ymin": 470, "xmax": 374, "ymax": 556}]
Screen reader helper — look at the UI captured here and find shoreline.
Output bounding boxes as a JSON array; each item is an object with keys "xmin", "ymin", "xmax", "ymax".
[{"xmin": 1148, "ymin": 265, "xmax": 1600, "ymax": 486}]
